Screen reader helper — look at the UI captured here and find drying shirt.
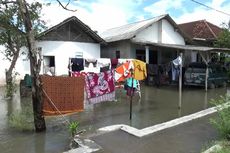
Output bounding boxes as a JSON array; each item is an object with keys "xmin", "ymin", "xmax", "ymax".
[
  {"xmin": 71, "ymin": 58, "xmax": 84, "ymax": 72},
  {"xmin": 126, "ymin": 77, "xmax": 138, "ymax": 88},
  {"xmin": 85, "ymin": 59, "xmax": 97, "ymax": 67},
  {"xmin": 133, "ymin": 59, "xmax": 147, "ymax": 81}
]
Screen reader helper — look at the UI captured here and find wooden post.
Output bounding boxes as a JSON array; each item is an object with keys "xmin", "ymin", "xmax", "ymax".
[
  {"xmin": 130, "ymin": 70, "xmax": 134, "ymax": 120},
  {"xmin": 205, "ymin": 52, "xmax": 210, "ymax": 92},
  {"xmin": 205, "ymin": 65, "xmax": 208, "ymax": 91},
  {"xmin": 178, "ymin": 52, "xmax": 183, "ymax": 109}
]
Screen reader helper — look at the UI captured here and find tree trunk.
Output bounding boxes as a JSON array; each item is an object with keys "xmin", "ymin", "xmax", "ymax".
[
  {"xmin": 5, "ymin": 46, "xmax": 20, "ymax": 85},
  {"xmin": 17, "ymin": 0, "xmax": 46, "ymax": 132},
  {"xmin": 5, "ymin": 71, "xmax": 12, "ymax": 85}
]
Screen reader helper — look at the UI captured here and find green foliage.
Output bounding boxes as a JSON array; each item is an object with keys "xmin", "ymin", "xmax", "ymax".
[
  {"xmin": 0, "ymin": 1, "xmax": 47, "ymax": 59},
  {"xmin": 215, "ymin": 29, "xmax": 230, "ymax": 48},
  {"xmin": 5, "ymin": 71, "xmax": 18, "ymax": 98},
  {"xmin": 214, "ymin": 21, "xmax": 230, "ymax": 49},
  {"xmin": 210, "ymin": 95, "xmax": 230, "ymax": 140},
  {"xmin": 68, "ymin": 121, "xmax": 79, "ymax": 138},
  {"xmin": 9, "ymin": 106, "xmax": 34, "ymax": 131},
  {"xmin": 5, "ymin": 82, "xmax": 16, "ymax": 98}
]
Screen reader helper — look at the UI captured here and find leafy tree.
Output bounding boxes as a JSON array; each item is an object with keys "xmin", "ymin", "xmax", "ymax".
[
  {"xmin": 0, "ymin": 0, "xmax": 47, "ymax": 131},
  {"xmin": 215, "ymin": 21, "xmax": 230, "ymax": 48},
  {"xmin": 0, "ymin": 1, "xmax": 46, "ymax": 98},
  {"xmin": 0, "ymin": 0, "xmax": 76, "ymax": 132}
]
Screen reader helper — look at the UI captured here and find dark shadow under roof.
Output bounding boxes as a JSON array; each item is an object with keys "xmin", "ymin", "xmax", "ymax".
[{"xmin": 37, "ymin": 16, "xmax": 106, "ymax": 45}]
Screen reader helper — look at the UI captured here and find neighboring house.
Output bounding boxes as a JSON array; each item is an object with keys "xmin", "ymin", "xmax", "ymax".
[
  {"xmin": 178, "ymin": 20, "xmax": 222, "ymax": 46},
  {"xmin": 178, "ymin": 20, "xmax": 223, "ymax": 62},
  {"xmin": 0, "ymin": 16, "xmax": 106, "ymax": 85},
  {"xmin": 100, "ymin": 14, "xmax": 189, "ymax": 65},
  {"xmin": 35, "ymin": 16, "xmax": 106, "ymax": 76}
]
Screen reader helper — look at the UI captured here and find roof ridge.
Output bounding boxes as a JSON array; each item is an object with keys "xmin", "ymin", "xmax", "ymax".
[
  {"xmin": 102, "ymin": 14, "xmax": 168, "ymax": 32},
  {"xmin": 179, "ymin": 19, "xmax": 206, "ymax": 25},
  {"xmin": 203, "ymin": 20, "xmax": 217, "ymax": 38}
]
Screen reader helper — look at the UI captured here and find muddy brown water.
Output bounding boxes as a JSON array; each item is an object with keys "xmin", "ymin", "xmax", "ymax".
[{"xmin": 0, "ymin": 85, "xmax": 228, "ymax": 153}]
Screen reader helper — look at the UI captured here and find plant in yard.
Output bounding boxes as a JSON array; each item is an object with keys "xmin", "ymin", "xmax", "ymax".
[
  {"xmin": 9, "ymin": 105, "xmax": 34, "ymax": 131},
  {"xmin": 68, "ymin": 121, "xmax": 79, "ymax": 138},
  {"xmin": 4, "ymin": 71, "xmax": 18, "ymax": 98},
  {"xmin": 210, "ymin": 95, "xmax": 230, "ymax": 140}
]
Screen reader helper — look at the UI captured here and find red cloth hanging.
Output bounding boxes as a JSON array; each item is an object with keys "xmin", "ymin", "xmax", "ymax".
[{"xmin": 41, "ymin": 76, "xmax": 85, "ymax": 116}]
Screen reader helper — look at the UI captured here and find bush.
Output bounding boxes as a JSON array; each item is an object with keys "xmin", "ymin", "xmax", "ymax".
[
  {"xmin": 9, "ymin": 107, "xmax": 34, "ymax": 131},
  {"xmin": 210, "ymin": 95, "xmax": 230, "ymax": 140},
  {"xmin": 68, "ymin": 121, "xmax": 79, "ymax": 138}
]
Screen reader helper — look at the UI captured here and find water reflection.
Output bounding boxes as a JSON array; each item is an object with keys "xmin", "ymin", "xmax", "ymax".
[{"xmin": 0, "ymin": 85, "xmax": 228, "ymax": 153}]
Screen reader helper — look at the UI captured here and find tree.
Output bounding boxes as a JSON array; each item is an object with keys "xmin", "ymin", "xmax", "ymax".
[
  {"xmin": 0, "ymin": 0, "xmax": 47, "ymax": 132},
  {"xmin": 0, "ymin": 1, "xmax": 46, "ymax": 97},
  {"xmin": 215, "ymin": 21, "xmax": 230, "ymax": 48},
  {"xmin": 0, "ymin": 0, "xmax": 76, "ymax": 132},
  {"xmin": 17, "ymin": 0, "xmax": 46, "ymax": 132}
]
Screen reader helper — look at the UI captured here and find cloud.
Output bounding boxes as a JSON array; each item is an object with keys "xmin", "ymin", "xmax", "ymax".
[
  {"xmin": 28, "ymin": 0, "xmax": 230, "ymax": 34},
  {"xmin": 175, "ymin": 0, "xmax": 230, "ymax": 27},
  {"xmin": 38, "ymin": 0, "xmax": 145, "ymax": 33},
  {"xmin": 144, "ymin": 0, "xmax": 185, "ymax": 16}
]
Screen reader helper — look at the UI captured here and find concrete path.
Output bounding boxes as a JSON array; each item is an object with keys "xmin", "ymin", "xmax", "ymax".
[{"xmin": 91, "ymin": 114, "xmax": 219, "ymax": 153}]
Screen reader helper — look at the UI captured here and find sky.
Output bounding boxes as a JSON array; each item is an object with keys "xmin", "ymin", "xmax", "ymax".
[{"xmin": 31, "ymin": 0, "xmax": 230, "ymax": 34}]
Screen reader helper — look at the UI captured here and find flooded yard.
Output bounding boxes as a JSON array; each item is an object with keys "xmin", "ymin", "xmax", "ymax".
[{"xmin": 0, "ymin": 84, "xmax": 228, "ymax": 153}]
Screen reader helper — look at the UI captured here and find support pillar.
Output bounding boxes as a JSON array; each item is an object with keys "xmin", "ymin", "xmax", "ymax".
[{"xmin": 145, "ymin": 46, "xmax": 149, "ymax": 64}]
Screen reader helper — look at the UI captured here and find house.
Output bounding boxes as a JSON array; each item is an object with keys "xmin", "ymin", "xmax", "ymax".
[
  {"xmin": 178, "ymin": 20, "xmax": 222, "ymax": 47},
  {"xmin": 0, "ymin": 16, "xmax": 106, "ymax": 84},
  {"xmin": 100, "ymin": 14, "xmax": 190, "ymax": 65},
  {"xmin": 178, "ymin": 20, "xmax": 223, "ymax": 62}
]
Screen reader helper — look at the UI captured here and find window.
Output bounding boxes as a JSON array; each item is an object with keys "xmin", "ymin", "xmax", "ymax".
[
  {"xmin": 43, "ymin": 56, "xmax": 55, "ymax": 75},
  {"xmin": 116, "ymin": 50, "xmax": 120, "ymax": 59}
]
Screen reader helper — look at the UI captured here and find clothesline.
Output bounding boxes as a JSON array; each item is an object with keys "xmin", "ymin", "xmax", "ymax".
[{"xmin": 42, "ymin": 88, "xmax": 70, "ymax": 125}]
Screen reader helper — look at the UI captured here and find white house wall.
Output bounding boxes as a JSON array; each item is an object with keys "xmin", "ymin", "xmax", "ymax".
[
  {"xmin": 37, "ymin": 41, "xmax": 100, "ymax": 76},
  {"xmin": 0, "ymin": 41, "xmax": 100, "ymax": 85},
  {"xmin": 0, "ymin": 46, "xmax": 9, "ymax": 85},
  {"xmin": 101, "ymin": 40, "xmax": 132, "ymax": 58},
  {"xmin": 162, "ymin": 19, "xmax": 185, "ymax": 45},
  {"xmin": 132, "ymin": 23, "xmax": 158, "ymax": 43}
]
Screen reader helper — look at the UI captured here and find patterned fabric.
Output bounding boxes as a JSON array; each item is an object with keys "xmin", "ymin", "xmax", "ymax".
[
  {"xmin": 115, "ymin": 61, "xmax": 134, "ymax": 82},
  {"xmin": 85, "ymin": 70, "xmax": 115, "ymax": 104},
  {"xmin": 71, "ymin": 71, "xmax": 87, "ymax": 77},
  {"xmin": 41, "ymin": 76, "xmax": 84, "ymax": 116}
]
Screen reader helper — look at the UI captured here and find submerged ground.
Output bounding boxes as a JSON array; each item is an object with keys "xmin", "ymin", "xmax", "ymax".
[{"xmin": 0, "ymin": 84, "xmax": 228, "ymax": 153}]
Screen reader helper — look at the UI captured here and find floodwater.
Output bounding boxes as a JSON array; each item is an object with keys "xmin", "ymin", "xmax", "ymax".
[{"xmin": 0, "ymin": 84, "xmax": 228, "ymax": 153}]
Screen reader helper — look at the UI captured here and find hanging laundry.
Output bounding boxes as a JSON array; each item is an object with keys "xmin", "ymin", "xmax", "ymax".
[
  {"xmin": 41, "ymin": 76, "xmax": 85, "ymax": 116},
  {"xmin": 115, "ymin": 61, "xmax": 134, "ymax": 82},
  {"xmin": 71, "ymin": 71, "xmax": 87, "ymax": 77},
  {"xmin": 125, "ymin": 77, "xmax": 138, "ymax": 96},
  {"xmin": 70, "ymin": 58, "xmax": 84, "ymax": 72},
  {"xmin": 83, "ymin": 59, "xmax": 100, "ymax": 73},
  {"xmin": 85, "ymin": 70, "xmax": 115, "ymax": 104},
  {"xmin": 171, "ymin": 56, "xmax": 182, "ymax": 81},
  {"xmin": 97, "ymin": 58, "xmax": 111, "ymax": 68},
  {"xmin": 100, "ymin": 65, "xmax": 110, "ymax": 72},
  {"xmin": 132, "ymin": 59, "xmax": 147, "ymax": 81},
  {"xmin": 172, "ymin": 56, "xmax": 182, "ymax": 66},
  {"xmin": 97, "ymin": 58, "xmax": 111, "ymax": 72},
  {"xmin": 111, "ymin": 58, "xmax": 118, "ymax": 69},
  {"xmin": 85, "ymin": 59, "xmax": 97, "ymax": 67}
]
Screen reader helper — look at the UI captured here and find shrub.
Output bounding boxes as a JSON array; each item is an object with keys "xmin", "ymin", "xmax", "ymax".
[
  {"xmin": 210, "ymin": 95, "xmax": 230, "ymax": 140},
  {"xmin": 68, "ymin": 121, "xmax": 79, "ymax": 138},
  {"xmin": 9, "ymin": 107, "xmax": 34, "ymax": 131}
]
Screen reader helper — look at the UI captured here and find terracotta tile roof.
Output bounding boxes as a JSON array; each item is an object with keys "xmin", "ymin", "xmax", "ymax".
[{"xmin": 178, "ymin": 20, "xmax": 222, "ymax": 40}]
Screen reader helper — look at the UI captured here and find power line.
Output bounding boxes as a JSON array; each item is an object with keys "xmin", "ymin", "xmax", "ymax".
[{"xmin": 190, "ymin": 0, "xmax": 230, "ymax": 17}]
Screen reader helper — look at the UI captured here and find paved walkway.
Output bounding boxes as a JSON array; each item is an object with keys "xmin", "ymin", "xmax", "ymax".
[{"xmin": 91, "ymin": 114, "xmax": 219, "ymax": 153}]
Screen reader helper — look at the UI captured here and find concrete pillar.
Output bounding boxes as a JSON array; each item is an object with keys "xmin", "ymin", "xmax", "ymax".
[{"xmin": 145, "ymin": 46, "xmax": 149, "ymax": 64}]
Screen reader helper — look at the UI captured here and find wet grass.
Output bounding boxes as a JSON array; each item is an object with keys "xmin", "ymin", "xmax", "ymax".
[
  {"xmin": 214, "ymin": 141, "xmax": 230, "ymax": 153},
  {"xmin": 8, "ymin": 104, "xmax": 34, "ymax": 131}
]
